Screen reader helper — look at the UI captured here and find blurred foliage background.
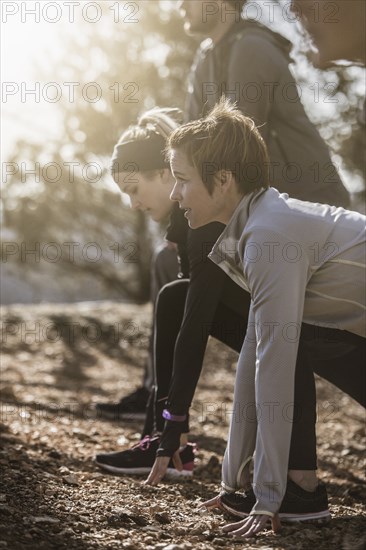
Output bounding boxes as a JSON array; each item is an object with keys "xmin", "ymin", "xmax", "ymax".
[{"xmin": 2, "ymin": 0, "xmax": 365, "ymax": 304}]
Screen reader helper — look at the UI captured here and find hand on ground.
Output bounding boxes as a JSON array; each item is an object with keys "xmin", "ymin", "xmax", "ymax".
[
  {"xmin": 222, "ymin": 513, "xmax": 281, "ymax": 538},
  {"xmin": 144, "ymin": 451, "xmax": 183, "ymax": 485}
]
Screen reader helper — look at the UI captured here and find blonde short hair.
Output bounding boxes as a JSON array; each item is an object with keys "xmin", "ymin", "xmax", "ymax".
[{"xmin": 167, "ymin": 97, "xmax": 270, "ymax": 195}]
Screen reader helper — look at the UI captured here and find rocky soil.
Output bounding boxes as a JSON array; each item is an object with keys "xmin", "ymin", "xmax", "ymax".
[{"xmin": 1, "ymin": 302, "xmax": 365, "ymax": 550}]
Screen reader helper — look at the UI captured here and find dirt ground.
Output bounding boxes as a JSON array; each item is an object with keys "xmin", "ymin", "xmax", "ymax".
[{"xmin": 1, "ymin": 302, "xmax": 365, "ymax": 550}]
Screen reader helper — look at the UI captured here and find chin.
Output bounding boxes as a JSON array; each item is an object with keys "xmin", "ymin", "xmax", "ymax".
[{"xmin": 188, "ymin": 218, "xmax": 204, "ymax": 229}]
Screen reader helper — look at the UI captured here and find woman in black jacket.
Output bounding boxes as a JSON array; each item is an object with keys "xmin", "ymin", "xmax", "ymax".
[{"xmin": 96, "ymin": 107, "xmax": 251, "ymax": 477}]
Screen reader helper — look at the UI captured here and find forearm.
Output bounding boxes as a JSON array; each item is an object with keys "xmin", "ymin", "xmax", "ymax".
[
  {"xmin": 222, "ymin": 306, "xmax": 257, "ymax": 492},
  {"xmin": 157, "ymin": 264, "xmax": 228, "ymax": 455},
  {"xmin": 245, "ymin": 235, "xmax": 308, "ymax": 514},
  {"xmin": 251, "ymin": 337, "xmax": 300, "ymax": 514}
]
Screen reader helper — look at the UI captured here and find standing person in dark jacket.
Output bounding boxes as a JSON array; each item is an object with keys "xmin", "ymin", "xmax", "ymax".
[{"xmin": 182, "ymin": 0, "xmax": 349, "ymax": 205}]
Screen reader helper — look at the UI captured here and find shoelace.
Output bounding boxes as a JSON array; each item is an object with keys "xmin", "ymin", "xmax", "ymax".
[
  {"xmin": 131, "ymin": 435, "xmax": 159, "ymax": 451},
  {"xmin": 131, "ymin": 437, "xmax": 196, "ymax": 457}
]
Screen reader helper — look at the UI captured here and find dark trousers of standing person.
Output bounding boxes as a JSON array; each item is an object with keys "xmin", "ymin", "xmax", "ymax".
[{"xmin": 143, "ymin": 278, "xmax": 365, "ymax": 468}]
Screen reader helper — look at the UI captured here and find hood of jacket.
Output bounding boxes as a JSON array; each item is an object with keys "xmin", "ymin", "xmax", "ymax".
[{"xmin": 200, "ymin": 18, "xmax": 292, "ymax": 61}]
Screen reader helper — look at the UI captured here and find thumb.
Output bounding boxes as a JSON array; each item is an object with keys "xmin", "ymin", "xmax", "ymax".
[
  {"xmin": 271, "ymin": 513, "xmax": 281, "ymax": 533},
  {"xmin": 199, "ymin": 495, "xmax": 221, "ymax": 510},
  {"xmin": 172, "ymin": 449, "xmax": 183, "ymax": 471}
]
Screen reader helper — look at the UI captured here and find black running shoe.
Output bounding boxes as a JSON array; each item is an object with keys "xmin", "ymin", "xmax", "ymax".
[
  {"xmin": 219, "ymin": 480, "xmax": 331, "ymax": 523},
  {"xmin": 95, "ymin": 386, "xmax": 149, "ymax": 420},
  {"xmin": 95, "ymin": 436, "xmax": 195, "ymax": 477}
]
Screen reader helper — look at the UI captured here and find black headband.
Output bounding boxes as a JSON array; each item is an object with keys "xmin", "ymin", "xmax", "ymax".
[{"xmin": 111, "ymin": 133, "xmax": 169, "ymax": 174}]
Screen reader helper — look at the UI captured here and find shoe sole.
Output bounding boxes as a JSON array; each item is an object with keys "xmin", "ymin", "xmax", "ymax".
[
  {"xmin": 279, "ymin": 511, "xmax": 331, "ymax": 523},
  {"xmin": 95, "ymin": 461, "xmax": 193, "ymax": 478},
  {"xmin": 220, "ymin": 503, "xmax": 331, "ymax": 524}
]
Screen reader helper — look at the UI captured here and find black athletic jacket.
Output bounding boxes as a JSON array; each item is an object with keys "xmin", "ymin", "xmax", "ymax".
[{"xmin": 157, "ymin": 205, "xmax": 249, "ymax": 456}]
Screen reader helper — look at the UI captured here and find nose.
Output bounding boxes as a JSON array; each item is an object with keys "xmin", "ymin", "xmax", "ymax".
[
  {"xmin": 130, "ymin": 196, "xmax": 142, "ymax": 210},
  {"xmin": 170, "ymin": 181, "xmax": 182, "ymax": 202}
]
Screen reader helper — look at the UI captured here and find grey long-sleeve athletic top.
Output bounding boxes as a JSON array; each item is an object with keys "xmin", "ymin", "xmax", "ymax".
[{"xmin": 209, "ymin": 188, "xmax": 366, "ymax": 515}]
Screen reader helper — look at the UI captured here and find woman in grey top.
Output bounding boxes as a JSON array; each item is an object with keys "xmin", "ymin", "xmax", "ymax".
[{"xmin": 167, "ymin": 98, "xmax": 365, "ymax": 537}]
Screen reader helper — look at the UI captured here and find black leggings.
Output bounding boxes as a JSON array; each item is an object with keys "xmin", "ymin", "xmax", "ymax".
[
  {"xmin": 143, "ymin": 279, "xmax": 365, "ymax": 469},
  {"xmin": 288, "ymin": 324, "xmax": 365, "ymax": 468},
  {"xmin": 142, "ymin": 279, "xmax": 248, "ymax": 435}
]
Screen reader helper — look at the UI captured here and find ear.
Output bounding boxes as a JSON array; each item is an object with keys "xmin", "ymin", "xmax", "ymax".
[{"xmin": 214, "ymin": 170, "xmax": 235, "ymax": 193}]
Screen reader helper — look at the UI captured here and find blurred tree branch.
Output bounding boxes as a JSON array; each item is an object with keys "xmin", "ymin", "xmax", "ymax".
[{"xmin": 2, "ymin": 1, "xmax": 196, "ymax": 302}]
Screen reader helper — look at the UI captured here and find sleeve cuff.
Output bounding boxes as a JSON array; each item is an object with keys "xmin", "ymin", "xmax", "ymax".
[
  {"xmin": 162, "ymin": 409, "xmax": 187, "ymax": 422},
  {"xmin": 250, "ymin": 510, "xmax": 275, "ymax": 518},
  {"xmin": 221, "ymin": 481, "xmax": 237, "ymax": 493}
]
